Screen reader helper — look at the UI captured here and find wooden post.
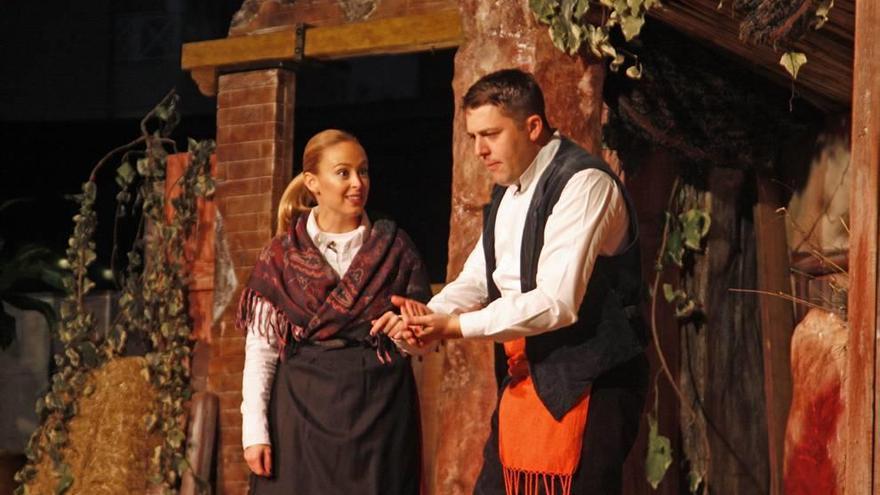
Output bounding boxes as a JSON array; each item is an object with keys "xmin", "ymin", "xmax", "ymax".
[
  {"xmin": 753, "ymin": 175, "xmax": 795, "ymax": 495},
  {"xmin": 846, "ymin": 1, "xmax": 880, "ymax": 493}
]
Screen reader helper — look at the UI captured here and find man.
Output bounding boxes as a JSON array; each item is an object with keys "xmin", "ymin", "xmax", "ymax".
[{"xmin": 375, "ymin": 68, "xmax": 648, "ymax": 494}]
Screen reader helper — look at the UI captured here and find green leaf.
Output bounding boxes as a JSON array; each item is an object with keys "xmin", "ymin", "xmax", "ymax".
[
  {"xmin": 574, "ymin": 0, "xmax": 590, "ymax": 17},
  {"xmin": 674, "ymin": 299, "xmax": 697, "ymax": 318},
  {"xmin": 665, "ymin": 228, "xmax": 684, "ymax": 267},
  {"xmin": 76, "ymin": 342, "xmax": 100, "ymax": 368},
  {"xmin": 549, "ymin": 19, "xmax": 571, "ymax": 54},
  {"xmin": 780, "ymin": 51, "xmax": 807, "ymax": 80},
  {"xmin": 625, "ymin": 63, "xmax": 643, "ymax": 80},
  {"xmin": 65, "ymin": 347, "xmax": 80, "ymax": 367},
  {"xmin": 55, "ymin": 463, "xmax": 73, "ymax": 494},
  {"xmin": 814, "ymin": 0, "xmax": 833, "ymax": 29},
  {"xmin": 117, "ymin": 161, "xmax": 136, "ymax": 185},
  {"xmin": 679, "ymin": 209, "xmax": 711, "ymax": 251},
  {"xmin": 645, "ymin": 414, "xmax": 672, "ymax": 488},
  {"xmin": 620, "ymin": 13, "xmax": 645, "ymax": 41},
  {"xmin": 662, "ymin": 283, "xmax": 677, "ymax": 303}
]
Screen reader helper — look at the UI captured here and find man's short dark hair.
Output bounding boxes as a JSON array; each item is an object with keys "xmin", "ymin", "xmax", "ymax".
[{"xmin": 462, "ymin": 68, "xmax": 548, "ymax": 125}]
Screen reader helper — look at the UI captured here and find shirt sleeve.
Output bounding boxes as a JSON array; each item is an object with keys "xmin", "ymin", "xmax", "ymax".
[
  {"xmin": 427, "ymin": 235, "xmax": 489, "ymax": 315},
  {"xmin": 241, "ymin": 297, "xmax": 279, "ymax": 449},
  {"xmin": 458, "ymin": 169, "xmax": 629, "ymax": 341}
]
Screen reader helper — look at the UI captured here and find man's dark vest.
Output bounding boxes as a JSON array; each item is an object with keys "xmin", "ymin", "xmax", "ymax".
[{"xmin": 483, "ymin": 137, "xmax": 646, "ymax": 421}]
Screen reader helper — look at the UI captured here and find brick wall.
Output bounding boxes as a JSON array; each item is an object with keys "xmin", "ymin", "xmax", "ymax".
[{"xmin": 205, "ymin": 68, "xmax": 295, "ymax": 495}]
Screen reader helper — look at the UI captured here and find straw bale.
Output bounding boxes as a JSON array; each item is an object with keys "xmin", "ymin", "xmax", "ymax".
[{"xmin": 26, "ymin": 357, "xmax": 163, "ymax": 494}]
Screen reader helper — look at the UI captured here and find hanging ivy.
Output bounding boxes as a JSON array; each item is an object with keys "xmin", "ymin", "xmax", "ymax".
[
  {"xmin": 529, "ymin": 0, "xmax": 659, "ymax": 77},
  {"xmin": 14, "ymin": 91, "xmax": 215, "ymax": 495},
  {"xmin": 645, "ymin": 178, "xmax": 713, "ymax": 492},
  {"xmin": 530, "ymin": 0, "xmax": 835, "ymax": 80}
]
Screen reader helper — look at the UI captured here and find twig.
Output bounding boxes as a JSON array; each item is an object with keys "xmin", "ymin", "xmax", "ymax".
[
  {"xmin": 89, "ymin": 136, "xmax": 147, "ymax": 182},
  {"xmin": 728, "ymin": 288, "xmax": 827, "ymax": 311}
]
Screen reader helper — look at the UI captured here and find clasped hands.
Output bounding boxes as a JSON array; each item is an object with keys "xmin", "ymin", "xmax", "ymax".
[{"xmin": 369, "ymin": 295, "xmax": 462, "ymax": 349}]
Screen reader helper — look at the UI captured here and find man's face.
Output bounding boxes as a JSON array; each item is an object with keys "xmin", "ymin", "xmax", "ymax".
[{"xmin": 465, "ymin": 104, "xmax": 542, "ymax": 186}]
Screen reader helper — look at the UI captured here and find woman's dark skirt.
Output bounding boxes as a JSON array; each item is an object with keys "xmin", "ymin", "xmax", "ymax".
[{"xmin": 250, "ymin": 342, "xmax": 421, "ymax": 495}]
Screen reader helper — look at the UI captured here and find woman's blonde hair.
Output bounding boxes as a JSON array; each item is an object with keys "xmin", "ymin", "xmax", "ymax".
[{"xmin": 276, "ymin": 129, "xmax": 361, "ymax": 235}]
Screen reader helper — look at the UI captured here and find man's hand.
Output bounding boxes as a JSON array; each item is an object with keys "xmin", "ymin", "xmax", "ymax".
[
  {"xmin": 244, "ymin": 444, "xmax": 272, "ymax": 477},
  {"xmin": 389, "ymin": 296, "xmax": 463, "ymax": 344},
  {"xmin": 406, "ymin": 312, "xmax": 463, "ymax": 344}
]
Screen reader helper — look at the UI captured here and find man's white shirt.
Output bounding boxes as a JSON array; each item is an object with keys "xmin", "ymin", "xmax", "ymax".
[{"xmin": 427, "ymin": 134, "xmax": 630, "ymax": 341}]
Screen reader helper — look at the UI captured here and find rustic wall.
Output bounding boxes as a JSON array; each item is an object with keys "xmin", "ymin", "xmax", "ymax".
[{"xmin": 202, "ymin": 68, "xmax": 295, "ymax": 494}]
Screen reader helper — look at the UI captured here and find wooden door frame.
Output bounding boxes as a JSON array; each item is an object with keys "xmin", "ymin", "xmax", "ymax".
[{"xmin": 846, "ymin": 1, "xmax": 879, "ymax": 493}]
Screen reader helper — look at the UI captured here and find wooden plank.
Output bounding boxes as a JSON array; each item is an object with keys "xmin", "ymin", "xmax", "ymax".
[
  {"xmin": 753, "ymin": 175, "xmax": 795, "ymax": 495},
  {"xmin": 304, "ymin": 9, "xmax": 462, "ymax": 59},
  {"xmin": 649, "ymin": 0, "xmax": 854, "ymax": 110},
  {"xmin": 182, "ymin": 29, "xmax": 301, "ymax": 71},
  {"xmin": 846, "ymin": 0, "xmax": 880, "ymax": 493},
  {"xmin": 180, "ymin": 392, "xmax": 219, "ymax": 495},
  {"xmin": 181, "ymin": 10, "xmax": 462, "ymax": 70}
]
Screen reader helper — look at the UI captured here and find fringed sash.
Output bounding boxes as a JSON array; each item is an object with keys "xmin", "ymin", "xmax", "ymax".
[
  {"xmin": 499, "ymin": 338, "xmax": 591, "ymax": 495},
  {"xmin": 236, "ymin": 212, "xmax": 431, "ymax": 356}
]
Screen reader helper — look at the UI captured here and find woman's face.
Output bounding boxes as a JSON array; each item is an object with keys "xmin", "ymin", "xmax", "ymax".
[{"xmin": 304, "ymin": 140, "xmax": 370, "ymax": 227}]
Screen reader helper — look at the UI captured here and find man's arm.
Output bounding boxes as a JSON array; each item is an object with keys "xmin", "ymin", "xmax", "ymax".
[{"xmin": 452, "ymin": 169, "xmax": 628, "ymax": 342}]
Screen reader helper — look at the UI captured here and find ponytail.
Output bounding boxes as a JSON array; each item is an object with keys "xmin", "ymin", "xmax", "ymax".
[{"xmin": 276, "ymin": 173, "xmax": 315, "ymax": 236}]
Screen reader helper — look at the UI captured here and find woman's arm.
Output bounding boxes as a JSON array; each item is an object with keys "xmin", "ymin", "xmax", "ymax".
[{"xmin": 241, "ymin": 297, "xmax": 279, "ymax": 476}]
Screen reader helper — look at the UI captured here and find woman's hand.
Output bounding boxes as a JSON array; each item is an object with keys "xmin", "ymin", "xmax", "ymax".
[
  {"xmin": 244, "ymin": 444, "xmax": 272, "ymax": 477},
  {"xmin": 369, "ymin": 311, "xmax": 407, "ymax": 339}
]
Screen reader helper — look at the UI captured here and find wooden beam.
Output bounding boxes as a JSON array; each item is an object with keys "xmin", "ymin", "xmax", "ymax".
[
  {"xmin": 753, "ymin": 175, "xmax": 795, "ymax": 495},
  {"xmin": 846, "ymin": 0, "xmax": 880, "ymax": 493},
  {"xmin": 181, "ymin": 10, "xmax": 462, "ymax": 95},
  {"xmin": 181, "ymin": 28, "xmax": 303, "ymax": 71}
]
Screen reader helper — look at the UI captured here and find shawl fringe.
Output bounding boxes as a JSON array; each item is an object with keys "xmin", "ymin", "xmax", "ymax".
[{"xmin": 236, "ymin": 287, "xmax": 303, "ymax": 356}]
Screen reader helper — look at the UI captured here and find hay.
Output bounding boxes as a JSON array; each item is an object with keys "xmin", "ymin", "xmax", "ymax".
[{"xmin": 26, "ymin": 357, "xmax": 162, "ymax": 495}]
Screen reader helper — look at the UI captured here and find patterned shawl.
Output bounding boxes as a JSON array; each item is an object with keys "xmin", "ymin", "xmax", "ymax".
[{"xmin": 236, "ymin": 212, "xmax": 431, "ymax": 354}]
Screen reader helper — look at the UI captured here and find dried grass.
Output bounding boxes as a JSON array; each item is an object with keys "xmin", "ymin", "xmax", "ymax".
[{"xmin": 26, "ymin": 357, "xmax": 162, "ymax": 495}]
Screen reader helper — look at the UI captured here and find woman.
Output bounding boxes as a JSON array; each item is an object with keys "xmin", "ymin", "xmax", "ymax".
[{"xmin": 237, "ymin": 129, "xmax": 431, "ymax": 494}]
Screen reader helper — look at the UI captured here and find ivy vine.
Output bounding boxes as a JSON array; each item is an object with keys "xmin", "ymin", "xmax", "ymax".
[
  {"xmin": 14, "ymin": 91, "xmax": 215, "ymax": 495},
  {"xmin": 529, "ymin": 0, "xmax": 658, "ymax": 77},
  {"xmin": 529, "ymin": 0, "xmax": 836, "ymax": 82},
  {"xmin": 646, "ymin": 178, "xmax": 713, "ymax": 492}
]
